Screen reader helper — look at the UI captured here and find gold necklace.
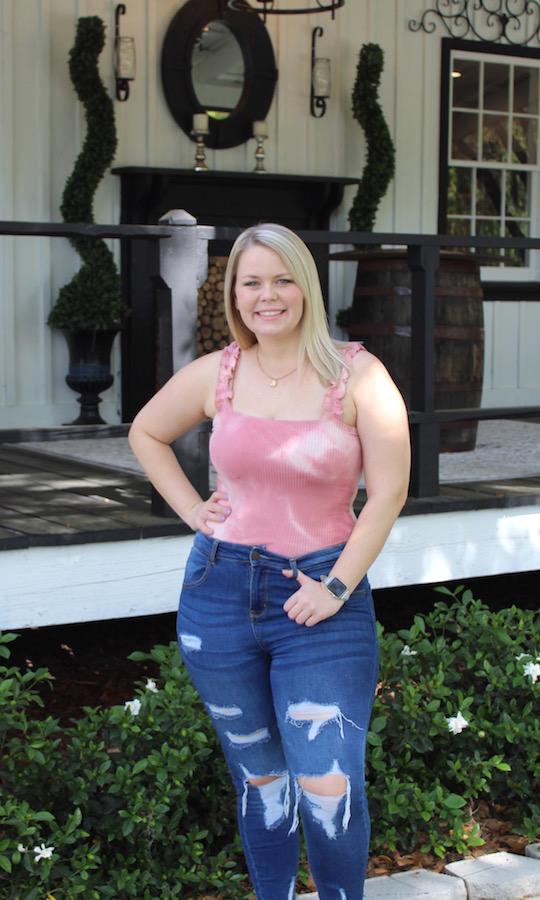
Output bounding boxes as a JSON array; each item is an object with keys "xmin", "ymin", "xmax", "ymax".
[{"xmin": 255, "ymin": 347, "xmax": 298, "ymax": 388}]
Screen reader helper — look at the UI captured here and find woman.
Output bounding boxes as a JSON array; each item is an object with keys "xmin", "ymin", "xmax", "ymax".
[{"xmin": 129, "ymin": 223, "xmax": 410, "ymax": 900}]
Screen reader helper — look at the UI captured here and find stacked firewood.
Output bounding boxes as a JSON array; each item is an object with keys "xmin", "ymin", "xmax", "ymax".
[{"xmin": 197, "ymin": 256, "xmax": 232, "ymax": 356}]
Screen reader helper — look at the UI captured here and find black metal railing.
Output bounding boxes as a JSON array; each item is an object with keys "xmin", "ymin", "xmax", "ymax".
[{"xmin": 1, "ymin": 220, "xmax": 539, "ymax": 503}]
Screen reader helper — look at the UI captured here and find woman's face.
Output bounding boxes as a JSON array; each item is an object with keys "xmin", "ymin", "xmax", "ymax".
[{"xmin": 233, "ymin": 244, "xmax": 304, "ymax": 341}]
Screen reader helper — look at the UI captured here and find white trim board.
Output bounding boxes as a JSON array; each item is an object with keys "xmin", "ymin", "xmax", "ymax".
[{"xmin": 1, "ymin": 505, "xmax": 539, "ymax": 630}]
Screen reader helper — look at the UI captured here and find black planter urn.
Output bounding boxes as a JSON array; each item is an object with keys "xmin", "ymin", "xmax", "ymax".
[{"xmin": 63, "ymin": 329, "xmax": 118, "ymax": 425}]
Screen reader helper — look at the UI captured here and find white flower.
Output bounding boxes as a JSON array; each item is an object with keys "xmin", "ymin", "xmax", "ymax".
[
  {"xmin": 523, "ymin": 661, "xmax": 540, "ymax": 684},
  {"xmin": 145, "ymin": 678, "xmax": 158, "ymax": 693},
  {"xmin": 401, "ymin": 645, "xmax": 418, "ymax": 656},
  {"xmin": 33, "ymin": 843, "xmax": 54, "ymax": 861},
  {"xmin": 446, "ymin": 711, "xmax": 469, "ymax": 734},
  {"xmin": 124, "ymin": 698, "xmax": 141, "ymax": 715},
  {"xmin": 17, "ymin": 844, "xmax": 27, "ymax": 853}
]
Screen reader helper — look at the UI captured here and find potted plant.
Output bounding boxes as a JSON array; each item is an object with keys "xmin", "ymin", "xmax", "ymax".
[
  {"xmin": 336, "ymin": 44, "xmax": 483, "ymax": 452},
  {"xmin": 48, "ymin": 16, "xmax": 126, "ymax": 425}
]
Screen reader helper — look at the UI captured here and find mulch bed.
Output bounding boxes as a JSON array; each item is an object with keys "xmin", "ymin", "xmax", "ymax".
[{"xmin": 7, "ymin": 613, "xmax": 176, "ymax": 725}]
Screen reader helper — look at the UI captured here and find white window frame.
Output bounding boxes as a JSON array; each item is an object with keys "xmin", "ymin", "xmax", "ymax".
[{"xmin": 448, "ymin": 47, "xmax": 540, "ymax": 282}]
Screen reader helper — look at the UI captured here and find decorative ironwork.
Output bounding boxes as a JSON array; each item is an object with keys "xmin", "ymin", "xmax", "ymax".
[
  {"xmin": 409, "ymin": 0, "xmax": 540, "ymax": 46},
  {"xmin": 228, "ymin": 0, "xmax": 345, "ymax": 21}
]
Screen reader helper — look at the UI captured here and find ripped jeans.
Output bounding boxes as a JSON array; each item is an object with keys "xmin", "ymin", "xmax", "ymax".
[{"xmin": 177, "ymin": 532, "xmax": 379, "ymax": 900}]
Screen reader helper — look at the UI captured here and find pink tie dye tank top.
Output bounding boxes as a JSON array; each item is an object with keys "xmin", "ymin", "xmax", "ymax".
[{"xmin": 209, "ymin": 341, "xmax": 364, "ymax": 557}]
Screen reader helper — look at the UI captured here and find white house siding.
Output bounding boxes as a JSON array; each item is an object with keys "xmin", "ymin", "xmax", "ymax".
[{"xmin": 0, "ymin": 0, "xmax": 538, "ymax": 427}]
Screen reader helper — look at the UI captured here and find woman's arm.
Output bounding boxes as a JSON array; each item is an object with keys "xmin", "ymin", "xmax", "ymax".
[
  {"xmin": 283, "ymin": 352, "xmax": 410, "ymax": 625},
  {"xmin": 326, "ymin": 351, "xmax": 410, "ymax": 589},
  {"xmin": 128, "ymin": 351, "xmax": 231, "ymax": 533}
]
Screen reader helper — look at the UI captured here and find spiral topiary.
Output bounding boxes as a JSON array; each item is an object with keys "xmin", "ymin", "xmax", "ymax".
[
  {"xmin": 348, "ymin": 43, "xmax": 395, "ymax": 233},
  {"xmin": 48, "ymin": 17, "xmax": 125, "ymax": 330}
]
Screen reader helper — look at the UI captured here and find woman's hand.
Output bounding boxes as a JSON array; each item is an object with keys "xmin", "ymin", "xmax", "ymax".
[
  {"xmin": 282, "ymin": 569, "xmax": 344, "ymax": 627},
  {"xmin": 185, "ymin": 491, "xmax": 231, "ymax": 535}
]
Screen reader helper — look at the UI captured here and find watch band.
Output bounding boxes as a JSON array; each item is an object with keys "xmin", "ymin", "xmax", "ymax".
[{"xmin": 320, "ymin": 575, "xmax": 350, "ymax": 603}]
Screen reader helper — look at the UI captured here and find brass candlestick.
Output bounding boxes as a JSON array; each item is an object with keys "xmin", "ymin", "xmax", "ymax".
[
  {"xmin": 191, "ymin": 130, "xmax": 208, "ymax": 171},
  {"xmin": 254, "ymin": 135, "xmax": 267, "ymax": 173}
]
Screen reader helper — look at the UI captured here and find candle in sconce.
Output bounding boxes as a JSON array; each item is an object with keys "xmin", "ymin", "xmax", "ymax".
[
  {"xmin": 253, "ymin": 120, "xmax": 268, "ymax": 138},
  {"xmin": 192, "ymin": 112, "xmax": 209, "ymax": 133}
]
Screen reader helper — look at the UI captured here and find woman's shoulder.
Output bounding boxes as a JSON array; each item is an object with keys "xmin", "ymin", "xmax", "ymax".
[{"xmin": 333, "ymin": 340, "xmax": 377, "ymax": 372}]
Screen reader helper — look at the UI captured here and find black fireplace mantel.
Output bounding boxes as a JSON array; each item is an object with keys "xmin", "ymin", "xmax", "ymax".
[
  {"xmin": 112, "ymin": 166, "xmax": 360, "ymax": 234},
  {"xmin": 113, "ymin": 167, "xmax": 360, "ymax": 419}
]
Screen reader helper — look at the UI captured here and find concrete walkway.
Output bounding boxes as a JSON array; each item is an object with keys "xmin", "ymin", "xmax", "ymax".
[{"xmin": 298, "ymin": 849, "xmax": 540, "ymax": 898}]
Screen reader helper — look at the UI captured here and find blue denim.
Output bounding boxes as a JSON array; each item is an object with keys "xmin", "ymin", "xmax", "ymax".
[{"xmin": 177, "ymin": 532, "xmax": 379, "ymax": 900}]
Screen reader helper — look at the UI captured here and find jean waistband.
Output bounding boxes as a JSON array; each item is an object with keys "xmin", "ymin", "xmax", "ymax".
[{"xmin": 192, "ymin": 531, "xmax": 346, "ymax": 573}]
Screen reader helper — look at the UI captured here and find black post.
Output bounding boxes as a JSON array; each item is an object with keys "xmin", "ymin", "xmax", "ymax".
[
  {"xmin": 120, "ymin": 236, "xmax": 162, "ymax": 421},
  {"xmin": 407, "ymin": 244, "xmax": 440, "ymax": 497}
]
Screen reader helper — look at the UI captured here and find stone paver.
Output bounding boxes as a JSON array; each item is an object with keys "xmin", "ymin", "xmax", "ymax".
[
  {"xmin": 445, "ymin": 851, "xmax": 540, "ymax": 899},
  {"xmin": 363, "ymin": 869, "xmax": 466, "ymax": 898},
  {"xmin": 526, "ymin": 843, "xmax": 540, "ymax": 860}
]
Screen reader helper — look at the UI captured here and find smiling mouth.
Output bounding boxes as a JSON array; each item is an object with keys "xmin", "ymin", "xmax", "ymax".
[{"xmin": 255, "ymin": 310, "xmax": 286, "ymax": 318}]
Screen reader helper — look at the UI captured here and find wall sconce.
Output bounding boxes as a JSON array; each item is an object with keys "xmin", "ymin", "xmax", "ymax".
[
  {"xmin": 311, "ymin": 27, "xmax": 331, "ymax": 118},
  {"xmin": 115, "ymin": 4, "xmax": 136, "ymax": 101}
]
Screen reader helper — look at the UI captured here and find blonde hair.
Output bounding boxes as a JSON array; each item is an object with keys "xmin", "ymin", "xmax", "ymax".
[{"xmin": 223, "ymin": 223, "xmax": 346, "ymax": 384}]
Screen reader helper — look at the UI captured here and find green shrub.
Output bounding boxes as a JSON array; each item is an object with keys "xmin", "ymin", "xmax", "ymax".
[
  {"xmin": 0, "ymin": 634, "xmax": 246, "ymax": 899},
  {"xmin": 367, "ymin": 587, "xmax": 540, "ymax": 857},
  {"xmin": 1, "ymin": 589, "xmax": 538, "ymax": 896}
]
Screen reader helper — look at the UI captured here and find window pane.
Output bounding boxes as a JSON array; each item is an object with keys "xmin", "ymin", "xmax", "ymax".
[
  {"xmin": 447, "ymin": 217, "xmax": 472, "ymax": 236},
  {"xmin": 506, "ymin": 170, "xmax": 530, "ymax": 217},
  {"xmin": 512, "ymin": 116, "xmax": 537, "ymax": 164},
  {"xmin": 484, "ymin": 62, "xmax": 510, "ymax": 111},
  {"xmin": 477, "ymin": 218, "xmax": 503, "ymax": 265},
  {"xmin": 448, "ymin": 167, "xmax": 472, "ymax": 214},
  {"xmin": 514, "ymin": 66, "xmax": 538, "ymax": 114},
  {"xmin": 452, "ymin": 111, "xmax": 478, "ymax": 159},
  {"xmin": 476, "ymin": 169, "xmax": 501, "ymax": 216},
  {"xmin": 505, "ymin": 219, "xmax": 529, "ymax": 265},
  {"xmin": 452, "ymin": 58, "xmax": 480, "ymax": 109},
  {"xmin": 482, "ymin": 113, "xmax": 508, "ymax": 161}
]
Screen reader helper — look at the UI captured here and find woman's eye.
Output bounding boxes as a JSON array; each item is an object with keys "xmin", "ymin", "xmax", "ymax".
[{"xmin": 277, "ymin": 278, "xmax": 292, "ymax": 285}]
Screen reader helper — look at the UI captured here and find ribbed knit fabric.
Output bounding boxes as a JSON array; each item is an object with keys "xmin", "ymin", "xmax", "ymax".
[{"xmin": 208, "ymin": 341, "xmax": 364, "ymax": 557}]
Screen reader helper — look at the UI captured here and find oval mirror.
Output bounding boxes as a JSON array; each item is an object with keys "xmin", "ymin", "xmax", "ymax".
[
  {"xmin": 191, "ymin": 20, "xmax": 245, "ymax": 120},
  {"xmin": 161, "ymin": 0, "xmax": 278, "ymax": 150}
]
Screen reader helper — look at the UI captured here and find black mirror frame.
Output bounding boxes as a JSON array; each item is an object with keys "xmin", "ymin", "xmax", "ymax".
[{"xmin": 161, "ymin": 0, "xmax": 278, "ymax": 150}]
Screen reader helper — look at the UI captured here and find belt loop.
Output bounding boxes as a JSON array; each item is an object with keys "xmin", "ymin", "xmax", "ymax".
[
  {"xmin": 209, "ymin": 539, "xmax": 219, "ymax": 563},
  {"xmin": 288, "ymin": 557, "xmax": 298, "ymax": 579}
]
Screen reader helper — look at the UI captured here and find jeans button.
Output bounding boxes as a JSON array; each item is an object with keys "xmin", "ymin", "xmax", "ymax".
[{"xmin": 251, "ymin": 549, "xmax": 260, "ymax": 560}]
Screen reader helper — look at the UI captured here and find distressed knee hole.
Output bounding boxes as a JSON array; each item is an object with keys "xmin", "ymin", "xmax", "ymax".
[
  {"xmin": 293, "ymin": 761, "xmax": 352, "ymax": 840},
  {"xmin": 247, "ymin": 774, "xmax": 281, "ymax": 786},
  {"xmin": 298, "ymin": 773, "xmax": 347, "ymax": 796},
  {"xmin": 240, "ymin": 768, "xmax": 290, "ymax": 829},
  {"xmin": 286, "ymin": 700, "xmax": 361, "ymax": 740}
]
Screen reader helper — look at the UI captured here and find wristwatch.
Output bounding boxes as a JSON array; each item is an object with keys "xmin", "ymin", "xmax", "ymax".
[{"xmin": 320, "ymin": 575, "xmax": 350, "ymax": 603}]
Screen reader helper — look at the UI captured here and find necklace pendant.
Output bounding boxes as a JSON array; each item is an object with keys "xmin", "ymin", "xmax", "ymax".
[{"xmin": 270, "ymin": 379, "xmax": 277, "ymax": 388}]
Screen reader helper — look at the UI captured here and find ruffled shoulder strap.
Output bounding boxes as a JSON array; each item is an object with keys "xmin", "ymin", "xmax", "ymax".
[
  {"xmin": 323, "ymin": 342, "xmax": 366, "ymax": 418},
  {"xmin": 215, "ymin": 341, "xmax": 241, "ymax": 411}
]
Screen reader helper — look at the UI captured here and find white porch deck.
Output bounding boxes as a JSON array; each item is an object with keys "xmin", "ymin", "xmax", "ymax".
[{"xmin": 1, "ymin": 420, "xmax": 539, "ymax": 631}]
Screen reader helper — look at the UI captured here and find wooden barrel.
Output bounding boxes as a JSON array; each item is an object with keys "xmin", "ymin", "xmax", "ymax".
[{"xmin": 344, "ymin": 250, "xmax": 484, "ymax": 452}]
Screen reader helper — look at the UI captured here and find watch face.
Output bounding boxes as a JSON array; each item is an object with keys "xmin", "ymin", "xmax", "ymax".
[{"xmin": 327, "ymin": 577, "xmax": 347, "ymax": 597}]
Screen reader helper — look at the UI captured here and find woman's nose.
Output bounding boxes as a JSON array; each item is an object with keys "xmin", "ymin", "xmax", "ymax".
[{"xmin": 260, "ymin": 282, "xmax": 278, "ymax": 300}]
